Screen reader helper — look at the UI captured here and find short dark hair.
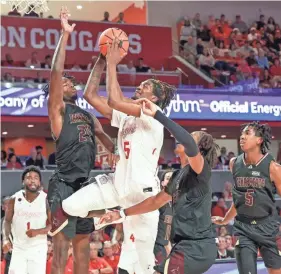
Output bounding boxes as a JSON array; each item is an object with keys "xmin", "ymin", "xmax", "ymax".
[
  {"xmin": 42, "ymin": 72, "xmax": 76, "ymax": 98},
  {"xmin": 241, "ymin": 121, "xmax": 272, "ymax": 154},
  {"xmin": 1, "ymin": 150, "xmax": 7, "ymax": 160},
  {"xmin": 22, "ymin": 165, "xmax": 42, "ymax": 181}
]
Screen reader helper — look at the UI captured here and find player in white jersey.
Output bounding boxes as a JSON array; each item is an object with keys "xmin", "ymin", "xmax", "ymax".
[
  {"xmin": 2, "ymin": 166, "xmax": 51, "ymax": 274},
  {"xmin": 62, "ymin": 39, "xmax": 176, "ymax": 274}
]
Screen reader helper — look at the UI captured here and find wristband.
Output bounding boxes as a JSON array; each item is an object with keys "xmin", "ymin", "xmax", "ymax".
[{"xmin": 119, "ymin": 209, "xmax": 126, "ymax": 219}]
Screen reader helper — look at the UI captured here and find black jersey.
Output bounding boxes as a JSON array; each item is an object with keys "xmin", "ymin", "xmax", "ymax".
[
  {"xmin": 165, "ymin": 159, "xmax": 214, "ymax": 243},
  {"xmin": 54, "ymin": 103, "xmax": 96, "ymax": 184},
  {"xmin": 232, "ymin": 153, "xmax": 276, "ymax": 219},
  {"xmin": 155, "ymin": 202, "xmax": 173, "ymax": 246}
]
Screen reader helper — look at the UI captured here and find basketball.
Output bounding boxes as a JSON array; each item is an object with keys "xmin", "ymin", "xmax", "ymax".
[{"xmin": 98, "ymin": 28, "xmax": 129, "ymax": 57}]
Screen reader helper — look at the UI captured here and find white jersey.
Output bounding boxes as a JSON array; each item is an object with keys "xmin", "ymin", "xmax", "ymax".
[
  {"xmin": 11, "ymin": 190, "xmax": 47, "ymax": 249},
  {"xmin": 111, "ymin": 108, "xmax": 164, "ymax": 202}
]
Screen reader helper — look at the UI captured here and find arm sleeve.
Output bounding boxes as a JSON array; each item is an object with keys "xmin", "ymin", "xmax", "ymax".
[{"xmin": 154, "ymin": 110, "xmax": 199, "ymax": 157}]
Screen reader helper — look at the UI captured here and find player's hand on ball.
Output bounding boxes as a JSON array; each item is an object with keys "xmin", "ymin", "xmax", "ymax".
[
  {"xmin": 2, "ymin": 240, "xmax": 12, "ymax": 254},
  {"xmin": 60, "ymin": 6, "xmax": 76, "ymax": 33},
  {"xmin": 135, "ymin": 98, "xmax": 158, "ymax": 117},
  {"xmin": 26, "ymin": 229, "xmax": 38, "ymax": 238},
  {"xmin": 106, "ymin": 38, "xmax": 127, "ymax": 65},
  {"xmin": 211, "ymin": 216, "xmax": 227, "ymax": 225}
]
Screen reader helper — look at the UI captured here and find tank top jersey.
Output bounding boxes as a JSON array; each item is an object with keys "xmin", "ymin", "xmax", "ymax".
[
  {"xmin": 165, "ymin": 159, "xmax": 214, "ymax": 242},
  {"xmin": 54, "ymin": 103, "xmax": 96, "ymax": 183},
  {"xmin": 11, "ymin": 191, "xmax": 47, "ymax": 249},
  {"xmin": 111, "ymin": 108, "xmax": 164, "ymax": 200},
  {"xmin": 232, "ymin": 153, "xmax": 277, "ymax": 219}
]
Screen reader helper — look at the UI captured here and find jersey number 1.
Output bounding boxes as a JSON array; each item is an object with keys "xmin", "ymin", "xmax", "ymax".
[
  {"xmin": 124, "ymin": 141, "xmax": 130, "ymax": 159},
  {"xmin": 245, "ymin": 189, "xmax": 254, "ymax": 206}
]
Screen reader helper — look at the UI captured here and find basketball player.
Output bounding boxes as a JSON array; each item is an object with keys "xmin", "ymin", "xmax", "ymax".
[
  {"xmin": 2, "ymin": 166, "xmax": 51, "ymax": 274},
  {"xmin": 100, "ymin": 99, "xmax": 218, "ymax": 274},
  {"xmin": 154, "ymin": 171, "xmax": 173, "ymax": 267},
  {"xmin": 62, "ymin": 39, "xmax": 176, "ymax": 274},
  {"xmin": 212, "ymin": 122, "xmax": 281, "ymax": 274},
  {"xmin": 45, "ymin": 7, "xmax": 115, "ymax": 274}
]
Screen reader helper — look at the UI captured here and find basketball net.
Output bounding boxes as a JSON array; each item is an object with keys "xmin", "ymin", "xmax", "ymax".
[{"xmin": 6, "ymin": 0, "xmax": 49, "ymax": 14}]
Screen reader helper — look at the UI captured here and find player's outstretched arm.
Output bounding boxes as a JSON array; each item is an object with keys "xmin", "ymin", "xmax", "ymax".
[
  {"xmin": 100, "ymin": 191, "xmax": 171, "ymax": 224},
  {"xmin": 106, "ymin": 38, "xmax": 142, "ymax": 117},
  {"xmin": 48, "ymin": 7, "xmax": 75, "ymax": 138},
  {"xmin": 84, "ymin": 56, "xmax": 113, "ymax": 120},
  {"xmin": 2, "ymin": 197, "xmax": 15, "ymax": 253},
  {"xmin": 270, "ymin": 161, "xmax": 281, "ymax": 196},
  {"xmin": 139, "ymin": 98, "xmax": 204, "ymax": 174}
]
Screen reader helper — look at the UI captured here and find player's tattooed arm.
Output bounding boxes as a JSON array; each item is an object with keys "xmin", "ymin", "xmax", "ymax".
[
  {"xmin": 106, "ymin": 39, "xmax": 141, "ymax": 117},
  {"xmin": 2, "ymin": 197, "xmax": 15, "ymax": 252},
  {"xmin": 48, "ymin": 7, "xmax": 75, "ymax": 138},
  {"xmin": 270, "ymin": 161, "xmax": 281, "ymax": 196},
  {"xmin": 84, "ymin": 56, "xmax": 113, "ymax": 120},
  {"xmin": 92, "ymin": 114, "xmax": 115, "ymax": 153}
]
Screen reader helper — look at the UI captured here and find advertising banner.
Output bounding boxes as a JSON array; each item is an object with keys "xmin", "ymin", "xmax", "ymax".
[
  {"xmin": 1, "ymin": 16, "xmax": 172, "ymax": 67},
  {"xmin": 1, "ymin": 87, "xmax": 281, "ymax": 121}
]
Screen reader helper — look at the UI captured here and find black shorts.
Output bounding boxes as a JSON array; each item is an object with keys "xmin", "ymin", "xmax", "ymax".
[
  {"xmin": 157, "ymin": 238, "xmax": 217, "ymax": 274},
  {"xmin": 47, "ymin": 174, "xmax": 94, "ymax": 239},
  {"xmin": 154, "ymin": 243, "xmax": 167, "ymax": 266},
  {"xmin": 234, "ymin": 216, "xmax": 281, "ymax": 269}
]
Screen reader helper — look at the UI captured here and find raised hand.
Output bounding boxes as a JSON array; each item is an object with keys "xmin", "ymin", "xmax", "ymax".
[
  {"xmin": 106, "ymin": 38, "xmax": 127, "ymax": 65},
  {"xmin": 60, "ymin": 6, "xmax": 76, "ymax": 33},
  {"xmin": 135, "ymin": 98, "xmax": 158, "ymax": 117}
]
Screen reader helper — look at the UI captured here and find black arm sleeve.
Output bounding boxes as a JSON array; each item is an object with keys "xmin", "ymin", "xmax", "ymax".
[{"xmin": 154, "ymin": 110, "xmax": 199, "ymax": 157}]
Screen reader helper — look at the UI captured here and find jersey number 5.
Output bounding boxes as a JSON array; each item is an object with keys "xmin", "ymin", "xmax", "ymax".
[
  {"xmin": 245, "ymin": 189, "xmax": 254, "ymax": 206},
  {"xmin": 124, "ymin": 141, "xmax": 130, "ymax": 159}
]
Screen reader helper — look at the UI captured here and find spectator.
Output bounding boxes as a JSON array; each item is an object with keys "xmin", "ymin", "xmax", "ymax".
[
  {"xmin": 179, "ymin": 19, "xmax": 196, "ymax": 47},
  {"xmin": 8, "ymin": 5, "xmax": 21, "ymax": 16},
  {"xmin": 24, "ymin": 5, "xmax": 39, "ymax": 17},
  {"xmin": 87, "ymin": 56, "xmax": 99, "ymax": 70},
  {"xmin": 256, "ymin": 50, "xmax": 269, "ymax": 69},
  {"xmin": 89, "ymin": 242, "xmax": 113, "ymax": 273},
  {"xmin": 231, "ymin": 15, "xmax": 248, "ymax": 34},
  {"xmin": 25, "ymin": 51, "xmax": 41, "ymax": 68},
  {"xmin": 103, "ymin": 241, "xmax": 120, "ymax": 274},
  {"xmin": 207, "ymin": 15, "xmax": 216, "ymax": 30},
  {"xmin": 1, "ymin": 150, "xmax": 8, "ymax": 167},
  {"xmin": 183, "ymin": 36, "xmax": 197, "ymax": 65},
  {"xmin": 267, "ymin": 17, "xmax": 276, "ymax": 33},
  {"xmin": 217, "ymin": 147, "xmax": 228, "ymax": 166},
  {"xmin": 35, "ymin": 145, "xmax": 47, "ymax": 165},
  {"xmin": 256, "ymin": 14, "xmax": 266, "ymax": 30},
  {"xmin": 225, "ymin": 234, "xmax": 235, "ymax": 252},
  {"xmin": 212, "ymin": 198, "xmax": 228, "ymax": 217},
  {"xmin": 101, "ymin": 11, "xmax": 110, "ymax": 22},
  {"xmin": 41, "ymin": 55, "xmax": 52, "ymax": 69},
  {"xmin": 34, "ymin": 72, "xmax": 47, "ymax": 83},
  {"xmin": 7, "ymin": 147, "xmax": 22, "ymax": 166},
  {"xmin": 91, "ymin": 231, "xmax": 104, "ymax": 250},
  {"xmin": 46, "ymin": 239, "xmax": 53, "ymax": 274},
  {"xmin": 198, "ymin": 48, "xmax": 215, "ymax": 77},
  {"xmin": 25, "ymin": 148, "xmax": 44, "ymax": 169},
  {"xmin": 6, "ymin": 153, "xmax": 22, "ymax": 169},
  {"xmin": 274, "ymin": 30, "xmax": 281, "ymax": 51},
  {"xmin": 48, "ymin": 152, "xmax": 56, "ymax": 165},
  {"xmin": 237, "ymin": 40, "xmax": 253, "ymax": 57},
  {"xmin": 117, "ymin": 60, "xmax": 136, "ymax": 73},
  {"xmin": 223, "ymin": 181, "xmax": 233, "ymax": 201},
  {"xmin": 217, "ymin": 236, "xmax": 234, "ymax": 259},
  {"xmin": 2, "ymin": 54, "xmax": 15, "ymax": 67},
  {"xmin": 197, "ymin": 25, "xmax": 211, "ymax": 42},
  {"xmin": 207, "ymin": 38, "xmax": 218, "ymax": 56},
  {"xmin": 116, "ymin": 12, "xmax": 125, "ymax": 24},
  {"xmin": 269, "ymin": 58, "xmax": 281, "ymax": 76},
  {"xmin": 246, "ymin": 50, "xmax": 258, "ymax": 67},
  {"xmin": 248, "ymin": 27, "xmax": 258, "ymax": 41},
  {"xmin": 135, "ymin": 57, "xmax": 151, "ymax": 73},
  {"xmin": 260, "ymin": 69, "xmax": 272, "ymax": 88},
  {"xmin": 192, "ymin": 13, "xmax": 202, "ymax": 31},
  {"xmin": 71, "ymin": 62, "xmax": 82, "ymax": 71},
  {"xmin": 2, "ymin": 73, "xmax": 14, "ymax": 83},
  {"xmin": 277, "ymin": 142, "xmax": 281, "ymax": 164},
  {"xmin": 196, "ymin": 38, "xmax": 204, "ymax": 55}
]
